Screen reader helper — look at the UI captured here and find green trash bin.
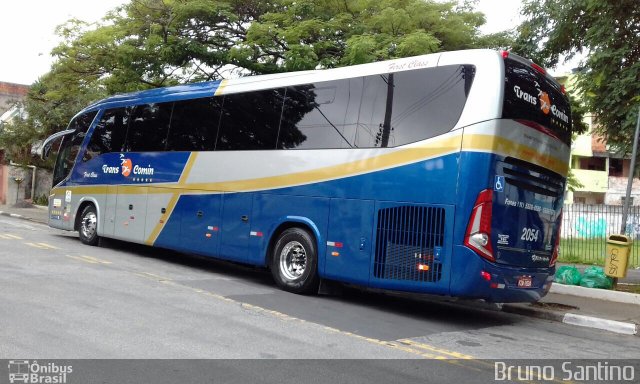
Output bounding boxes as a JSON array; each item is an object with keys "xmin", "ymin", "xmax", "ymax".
[{"xmin": 605, "ymin": 234, "xmax": 632, "ymax": 278}]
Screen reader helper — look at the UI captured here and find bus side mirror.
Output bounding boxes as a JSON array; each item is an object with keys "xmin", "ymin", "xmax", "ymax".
[{"xmin": 39, "ymin": 129, "xmax": 76, "ymax": 160}]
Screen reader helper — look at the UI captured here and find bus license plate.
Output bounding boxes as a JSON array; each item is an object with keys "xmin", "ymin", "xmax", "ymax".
[{"xmin": 517, "ymin": 276, "xmax": 532, "ymax": 288}]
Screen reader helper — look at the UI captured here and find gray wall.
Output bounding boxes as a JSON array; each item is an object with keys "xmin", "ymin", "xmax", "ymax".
[{"xmin": 6, "ymin": 165, "xmax": 52, "ymax": 205}]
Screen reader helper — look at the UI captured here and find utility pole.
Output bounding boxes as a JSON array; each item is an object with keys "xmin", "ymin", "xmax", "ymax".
[
  {"xmin": 613, "ymin": 105, "xmax": 640, "ymax": 289},
  {"xmin": 620, "ymin": 105, "xmax": 640, "ymax": 234}
]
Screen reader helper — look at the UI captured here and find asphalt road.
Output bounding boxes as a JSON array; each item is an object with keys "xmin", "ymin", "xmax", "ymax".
[{"xmin": 1, "ymin": 216, "xmax": 638, "ymax": 383}]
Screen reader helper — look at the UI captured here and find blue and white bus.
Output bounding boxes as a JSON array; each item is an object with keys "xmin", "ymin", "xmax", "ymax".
[{"xmin": 42, "ymin": 49, "xmax": 571, "ymax": 302}]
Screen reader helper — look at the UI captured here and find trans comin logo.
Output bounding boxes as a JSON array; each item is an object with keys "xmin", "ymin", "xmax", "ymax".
[
  {"xmin": 102, "ymin": 154, "xmax": 155, "ymax": 177},
  {"xmin": 512, "ymin": 83, "xmax": 569, "ymax": 124}
]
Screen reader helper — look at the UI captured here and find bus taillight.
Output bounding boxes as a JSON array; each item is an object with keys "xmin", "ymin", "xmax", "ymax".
[{"xmin": 464, "ymin": 189, "xmax": 494, "ymax": 262}]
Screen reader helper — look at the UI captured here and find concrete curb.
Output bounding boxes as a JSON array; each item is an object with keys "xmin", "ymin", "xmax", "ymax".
[
  {"xmin": 562, "ymin": 313, "xmax": 638, "ymax": 336},
  {"xmin": 550, "ymin": 282, "xmax": 640, "ymax": 305},
  {"xmin": 0, "ymin": 210, "xmax": 47, "ymax": 224},
  {"xmin": 502, "ymin": 304, "xmax": 639, "ymax": 336}
]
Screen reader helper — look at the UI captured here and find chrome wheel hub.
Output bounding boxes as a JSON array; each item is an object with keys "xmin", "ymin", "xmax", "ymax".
[
  {"xmin": 81, "ymin": 211, "xmax": 97, "ymax": 239},
  {"xmin": 279, "ymin": 241, "xmax": 307, "ymax": 280}
]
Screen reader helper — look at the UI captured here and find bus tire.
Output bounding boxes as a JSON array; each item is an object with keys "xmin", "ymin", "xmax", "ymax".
[
  {"xmin": 78, "ymin": 204, "xmax": 100, "ymax": 246},
  {"xmin": 271, "ymin": 227, "xmax": 320, "ymax": 294}
]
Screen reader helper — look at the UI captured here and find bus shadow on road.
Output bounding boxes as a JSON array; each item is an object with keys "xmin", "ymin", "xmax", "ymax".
[{"xmin": 83, "ymin": 236, "xmax": 519, "ymax": 341}]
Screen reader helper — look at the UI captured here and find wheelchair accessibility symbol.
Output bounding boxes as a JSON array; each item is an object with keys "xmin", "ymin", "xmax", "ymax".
[{"xmin": 494, "ymin": 175, "xmax": 505, "ymax": 192}]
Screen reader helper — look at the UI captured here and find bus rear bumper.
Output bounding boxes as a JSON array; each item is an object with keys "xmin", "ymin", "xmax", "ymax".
[{"xmin": 450, "ymin": 246, "xmax": 555, "ymax": 303}]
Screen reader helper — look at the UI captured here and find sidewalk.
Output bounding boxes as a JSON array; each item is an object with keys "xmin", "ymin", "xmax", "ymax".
[
  {"xmin": 0, "ymin": 203, "xmax": 49, "ymax": 224},
  {"xmin": 0, "ymin": 202, "xmax": 638, "ymax": 336}
]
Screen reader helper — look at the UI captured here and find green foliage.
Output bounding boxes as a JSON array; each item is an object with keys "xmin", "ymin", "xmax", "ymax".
[
  {"xmin": 515, "ymin": 0, "xmax": 640, "ymax": 153},
  {"xmin": 33, "ymin": 194, "xmax": 49, "ymax": 206},
  {"xmin": 2, "ymin": 0, "xmax": 515, "ymax": 162},
  {"xmin": 566, "ymin": 169, "xmax": 584, "ymax": 192}
]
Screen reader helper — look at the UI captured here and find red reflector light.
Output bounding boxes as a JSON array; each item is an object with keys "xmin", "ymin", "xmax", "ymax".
[
  {"xmin": 531, "ymin": 62, "xmax": 546, "ymax": 75},
  {"xmin": 481, "ymin": 271, "xmax": 491, "ymax": 281},
  {"xmin": 560, "ymin": 85, "xmax": 566, "ymax": 94},
  {"xmin": 501, "ymin": 50, "xmax": 509, "ymax": 59},
  {"xmin": 465, "ymin": 189, "xmax": 495, "ymax": 262}
]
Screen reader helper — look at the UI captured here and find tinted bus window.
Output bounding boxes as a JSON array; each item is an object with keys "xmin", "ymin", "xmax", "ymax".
[
  {"xmin": 502, "ymin": 59, "xmax": 571, "ymax": 145},
  {"xmin": 53, "ymin": 111, "xmax": 97, "ymax": 185},
  {"xmin": 167, "ymin": 97, "xmax": 222, "ymax": 151},
  {"xmin": 279, "ymin": 79, "xmax": 360, "ymax": 149},
  {"xmin": 356, "ymin": 65, "xmax": 473, "ymax": 148},
  {"xmin": 216, "ymin": 89, "xmax": 285, "ymax": 150},
  {"xmin": 85, "ymin": 107, "xmax": 131, "ymax": 159},
  {"xmin": 125, "ymin": 102, "xmax": 173, "ymax": 152}
]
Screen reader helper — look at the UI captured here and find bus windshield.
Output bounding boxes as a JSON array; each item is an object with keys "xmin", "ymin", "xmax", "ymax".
[{"xmin": 52, "ymin": 111, "xmax": 97, "ymax": 186}]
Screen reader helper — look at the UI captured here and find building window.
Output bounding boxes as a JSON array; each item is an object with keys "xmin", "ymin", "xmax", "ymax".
[
  {"xmin": 621, "ymin": 196, "xmax": 634, "ymax": 205},
  {"xmin": 609, "ymin": 158, "xmax": 623, "ymax": 177},
  {"xmin": 578, "ymin": 157, "xmax": 606, "ymax": 171}
]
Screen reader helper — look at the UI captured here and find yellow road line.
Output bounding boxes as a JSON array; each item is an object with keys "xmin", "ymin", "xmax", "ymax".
[
  {"xmin": 66, "ymin": 255, "xmax": 100, "ymax": 264},
  {"xmin": 25, "ymin": 242, "xmax": 55, "ymax": 250},
  {"xmin": 397, "ymin": 339, "xmax": 475, "ymax": 359},
  {"xmin": 65, "ymin": 255, "xmax": 112, "ymax": 265},
  {"xmin": 133, "ymin": 271, "xmax": 173, "ymax": 281},
  {"xmin": 130, "ymin": 272, "xmax": 476, "ymax": 361},
  {"xmin": 2, "ymin": 234, "xmax": 23, "ymax": 239},
  {"xmin": 36, "ymin": 242, "xmax": 59, "ymax": 249}
]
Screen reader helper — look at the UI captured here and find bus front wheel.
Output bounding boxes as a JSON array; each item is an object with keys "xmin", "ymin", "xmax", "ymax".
[
  {"xmin": 271, "ymin": 228, "xmax": 319, "ymax": 294},
  {"xmin": 78, "ymin": 205, "xmax": 100, "ymax": 246}
]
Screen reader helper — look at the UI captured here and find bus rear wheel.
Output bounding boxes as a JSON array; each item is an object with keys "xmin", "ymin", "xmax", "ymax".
[
  {"xmin": 78, "ymin": 205, "xmax": 100, "ymax": 246},
  {"xmin": 271, "ymin": 228, "xmax": 319, "ymax": 294}
]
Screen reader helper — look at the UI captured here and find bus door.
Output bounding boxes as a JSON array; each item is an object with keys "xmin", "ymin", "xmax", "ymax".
[
  {"xmin": 179, "ymin": 193, "xmax": 222, "ymax": 256},
  {"xmin": 113, "ymin": 186, "xmax": 148, "ymax": 243},
  {"xmin": 324, "ymin": 198, "xmax": 375, "ymax": 285},
  {"xmin": 145, "ymin": 187, "xmax": 182, "ymax": 248},
  {"xmin": 219, "ymin": 192, "xmax": 253, "ymax": 262},
  {"xmin": 102, "ymin": 185, "xmax": 118, "ymax": 236}
]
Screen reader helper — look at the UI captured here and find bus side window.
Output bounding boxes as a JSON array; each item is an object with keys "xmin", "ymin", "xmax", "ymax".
[
  {"xmin": 85, "ymin": 107, "xmax": 131, "ymax": 159},
  {"xmin": 279, "ymin": 78, "xmax": 362, "ymax": 149},
  {"xmin": 216, "ymin": 89, "xmax": 285, "ymax": 151},
  {"xmin": 166, "ymin": 97, "xmax": 221, "ymax": 151},
  {"xmin": 356, "ymin": 65, "xmax": 473, "ymax": 148},
  {"xmin": 124, "ymin": 102, "xmax": 173, "ymax": 152}
]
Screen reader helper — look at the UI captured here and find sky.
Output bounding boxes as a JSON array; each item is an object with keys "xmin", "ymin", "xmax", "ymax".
[{"xmin": 0, "ymin": 0, "xmax": 567, "ymax": 85}]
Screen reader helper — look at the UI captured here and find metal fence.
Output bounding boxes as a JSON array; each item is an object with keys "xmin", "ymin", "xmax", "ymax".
[{"xmin": 561, "ymin": 204, "xmax": 640, "ymax": 266}]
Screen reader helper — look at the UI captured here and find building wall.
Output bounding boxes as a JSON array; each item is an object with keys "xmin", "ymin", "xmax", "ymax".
[
  {"xmin": 605, "ymin": 176, "xmax": 640, "ymax": 205},
  {"xmin": 0, "ymin": 82, "xmax": 29, "ymax": 115},
  {"xmin": 4, "ymin": 165, "xmax": 52, "ymax": 205}
]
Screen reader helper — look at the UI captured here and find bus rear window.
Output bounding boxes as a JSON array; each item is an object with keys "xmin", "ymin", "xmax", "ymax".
[{"xmin": 502, "ymin": 59, "xmax": 571, "ymax": 145}]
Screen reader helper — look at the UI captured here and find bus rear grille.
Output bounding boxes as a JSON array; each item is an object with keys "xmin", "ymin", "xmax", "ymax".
[
  {"xmin": 374, "ymin": 205, "xmax": 444, "ymax": 282},
  {"xmin": 503, "ymin": 157, "xmax": 564, "ymax": 197}
]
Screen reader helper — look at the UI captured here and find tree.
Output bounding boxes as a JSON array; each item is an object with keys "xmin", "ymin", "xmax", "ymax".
[
  {"xmin": 515, "ymin": 0, "xmax": 640, "ymax": 153},
  {"xmin": 4, "ymin": 0, "xmax": 513, "ymax": 164}
]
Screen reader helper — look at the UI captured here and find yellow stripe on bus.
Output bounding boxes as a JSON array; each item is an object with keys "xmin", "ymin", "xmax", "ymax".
[
  {"xmin": 214, "ymin": 79, "xmax": 228, "ymax": 96},
  {"xmin": 461, "ymin": 134, "xmax": 569, "ymax": 176},
  {"xmin": 52, "ymin": 134, "xmax": 567, "ymax": 200},
  {"xmin": 144, "ymin": 152, "xmax": 199, "ymax": 245}
]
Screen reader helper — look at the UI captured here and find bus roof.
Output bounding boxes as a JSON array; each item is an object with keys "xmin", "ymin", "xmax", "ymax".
[
  {"xmin": 83, "ymin": 50, "xmax": 508, "ymax": 109},
  {"xmin": 78, "ymin": 49, "xmax": 510, "ymax": 128}
]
